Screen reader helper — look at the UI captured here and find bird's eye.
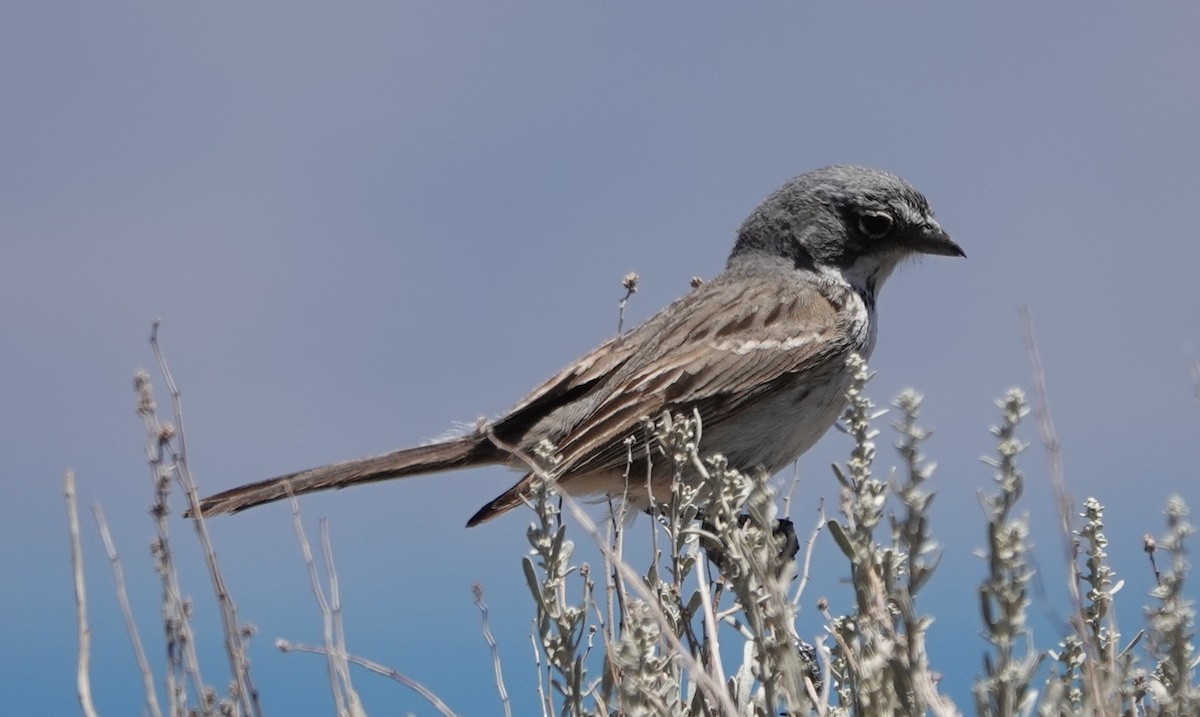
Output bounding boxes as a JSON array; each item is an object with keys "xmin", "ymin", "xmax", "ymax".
[{"xmin": 858, "ymin": 212, "xmax": 894, "ymax": 239}]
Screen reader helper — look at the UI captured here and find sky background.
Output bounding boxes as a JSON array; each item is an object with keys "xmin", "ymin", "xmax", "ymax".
[{"xmin": 4, "ymin": 2, "xmax": 1200, "ymax": 714}]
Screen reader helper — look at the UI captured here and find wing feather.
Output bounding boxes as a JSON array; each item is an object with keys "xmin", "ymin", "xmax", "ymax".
[{"xmin": 544, "ymin": 275, "xmax": 859, "ymax": 475}]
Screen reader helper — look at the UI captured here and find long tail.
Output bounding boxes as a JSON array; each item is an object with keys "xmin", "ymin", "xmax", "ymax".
[
  {"xmin": 465, "ymin": 476, "xmax": 531, "ymax": 527},
  {"xmin": 192, "ymin": 435, "xmax": 503, "ymax": 518}
]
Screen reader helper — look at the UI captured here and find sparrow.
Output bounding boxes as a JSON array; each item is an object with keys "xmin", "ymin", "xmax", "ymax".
[{"xmin": 194, "ymin": 165, "xmax": 963, "ymax": 527}]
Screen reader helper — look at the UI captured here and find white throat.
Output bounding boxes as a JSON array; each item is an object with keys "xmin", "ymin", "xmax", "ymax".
[
  {"xmin": 818, "ymin": 256, "xmax": 896, "ymax": 360},
  {"xmin": 831, "ymin": 252, "xmax": 906, "ymax": 307}
]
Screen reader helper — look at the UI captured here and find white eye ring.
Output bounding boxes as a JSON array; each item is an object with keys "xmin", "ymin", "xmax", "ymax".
[{"xmin": 858, "ymin": 212, "xmax": 893, "ymax": 239}]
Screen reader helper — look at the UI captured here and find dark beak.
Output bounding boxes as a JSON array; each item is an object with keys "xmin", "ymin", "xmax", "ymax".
[{"xmin": 911, "ymin": 219, "xmax": 965, "ymax": 258}]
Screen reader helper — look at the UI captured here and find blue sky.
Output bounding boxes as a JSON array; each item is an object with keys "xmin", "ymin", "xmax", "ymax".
[{"xmin": 4, "ymin": 2, "xmax": 1200, "ymax": 714}]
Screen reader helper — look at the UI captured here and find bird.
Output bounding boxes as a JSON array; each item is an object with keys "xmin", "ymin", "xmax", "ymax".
[{"xmin": 194, "ymin": 165, "xmax": 963, "ymax": 527}]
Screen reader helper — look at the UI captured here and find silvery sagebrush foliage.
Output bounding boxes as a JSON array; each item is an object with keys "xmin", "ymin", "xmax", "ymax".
[
  {"xmin": 521, "ymin": 439, "xmax": 593, "ymax": 717},
  {"xmin": 971, "ymin": 394, "xmax": 1200, "ymax": 717},
  {"xmin": 1038, "ymin": 497, "xmax": 1144, "ymax": 717},
  {"xmin": 974, "ymin": 389, "xmax": 1043, "ymax": 717},
  {"xmin": 517, "ymin": 358, "xmax": 1200, "ymax": 717},
  {"xmin": 519, "ymin": 354, "xmax": 958, "ymax": 717},
  {"xmin": 1145, "ymin": 497, "xmax": 1198, "ymax": 715},
  {"xmin": 520, "ymin": 409, "xmax": 813, "ymax": 717},
  {"xmin": 70, "ymin": 346, "xmax": 1200, "ymax": 717},
  {"xmin": 822, "ymin": 358, "xmax": 957, "ymax": 717}
]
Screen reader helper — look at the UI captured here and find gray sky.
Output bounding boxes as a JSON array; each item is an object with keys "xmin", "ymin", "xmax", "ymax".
[{"xmin": 4, "ymin": 2, "xmax": 1199, "ymax": 713}]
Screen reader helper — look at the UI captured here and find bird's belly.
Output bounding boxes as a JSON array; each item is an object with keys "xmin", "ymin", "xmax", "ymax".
[
  {"xmin": 700, "ymin": 369, "xmax": 852, "ymax": 477},
  {"xmin": 557, "ymin": 369, "xmax": 851, "ymax": 514}
]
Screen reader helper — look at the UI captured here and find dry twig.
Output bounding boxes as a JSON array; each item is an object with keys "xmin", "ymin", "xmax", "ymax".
[
  {"xmin": 288, "ymin": 492, "xmax": 364, "ymax": 717},
  {"xmin": 65, "ymin": 470, "xmax": 101, "ymax": 717},
  {"xmin": 93, "ymin": 504, "xmax": 163, "ymax": 717},
  {"xmin": 278, "ymin": 642, "xmax": 463, "ymax": 717},
  {"xmin": 473, "ymin": 585, "xmax": 513, "ymax": 717},
  {"xmin": 148, "ymin": 321, "xmax": 261, "ymax": 716}
]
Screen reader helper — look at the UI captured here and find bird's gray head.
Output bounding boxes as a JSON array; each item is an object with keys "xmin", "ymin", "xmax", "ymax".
[{"xmin": 728, "ymin": 165, "xmax": 964, "ymax": 296}]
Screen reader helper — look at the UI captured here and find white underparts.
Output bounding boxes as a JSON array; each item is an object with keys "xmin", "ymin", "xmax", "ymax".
[{"xmin": 835, "ymin": 252, "xmax": 904, "ymax": 299}]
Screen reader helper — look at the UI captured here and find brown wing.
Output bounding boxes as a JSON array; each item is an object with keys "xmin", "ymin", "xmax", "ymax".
[
  {"xmin": 466, "ymin": 272, "xmax": 861, "ymax": 526},
  {"xmin": 541, "ymin": 274, "xmax": 859, "ymax": 475},
  {"xmin": 486, "ymin": 329, "xmax": 638, "ymax": 447}
]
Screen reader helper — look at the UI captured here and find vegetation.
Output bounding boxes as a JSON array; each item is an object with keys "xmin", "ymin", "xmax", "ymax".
[{"xmin": 63, "ymin": 328, "xmax": 1197, "ymax": 716}]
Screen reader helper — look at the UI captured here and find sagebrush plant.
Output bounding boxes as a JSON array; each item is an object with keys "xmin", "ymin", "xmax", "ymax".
[
  {"xmin": 1145, "ymin": 497, "xmax": 1199, "ymax": 714},
  {"xmin": 65, "ymin": 334, "xmax": 1199, "ymax": 717},
  {"xmin": 517, "ymin": 358, "xmax": 1198, "ymax": 717},
  {"xmin": 974, "ymin": 390, "xmax": 1042, "ymax": 717}
]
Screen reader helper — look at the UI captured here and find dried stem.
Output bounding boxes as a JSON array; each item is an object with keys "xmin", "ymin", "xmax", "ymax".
[
  {"xmin": 1019, "ymin": 307, "xmax": 1077, "ymax": 580},
  {"xmin": 93, "ymin": 503, "xmax": 164, "ymax": 717},
  {"xmin": 792, "ymin": 500, "xmax": 826, "ymax": 607},
  {"xmin": 473, "ymin": 585, "xmax": 513, "ymax": 717},
  {"xmin": 616, "ymin": 271, "xmax": 639, "ymax": 335},
  {"xmin": 148, "ymin": 321, "xmax": 261, "ymax": 717},
  {"xmin": 1189, "ymin": 355, "xmax": 1200, "ymax": 406},
  {"xmin": 65, "ymin": 470, "xmax": 101, "ymax": 717},
  {"xmin": 288, "ymin": 492, "xmax": 363, "ymax": 716},
  {"xmin": 278, "ymin": 642, "xmax": 463, "ymax": 717},
  {"xmin": 783, "ymin": 460, "xmax": 801, "ymax": 517},
  {"xmin": 1021, "ymin": 308, "xmax": 1117, "ymax": 716},
  {"xmin": 135, "ymin": 366, "xmax": 205, "ymax": 716},
  {"xmin": 319, "ymin": 519, "xmax": 358, "ymax": 715}
]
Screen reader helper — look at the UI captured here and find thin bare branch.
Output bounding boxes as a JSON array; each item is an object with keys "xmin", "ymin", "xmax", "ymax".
[
  {"xmin": 783, "ymin": 459, "xmax": 801, "ymax": 517},
  {"xmin": 321, "ymin": 519, "xmax": 366, "ymax": 717},
  {"xmin": 134, "ymin": 365, "xmax": 206, "ymax": 716},
  {"xmin": 288, "ymin": 492, "xmax": 362, "ymax": 716},
  {"xmin": 473, "ymin": 585, "xmax": 513, "ymax": 717},
  {"xmin": 149, "ymin": 321, "xmax": 261, "ymax": 717},
  {"xmin": 792, "ymin": 499, "xmax": 826, "ymax": 607},
  {"xmin": 93, "ymin": 503, "xmax": 163, "ymax": 717},
  {"xmin": 279, "ymin": 642, "xmax": 462, "ymax": 717},
  {"xmin": 691, "ymin": 537, "xmax": 728, "ymax": 690},
  {"xmin": 1190, "ymin": 354, "xmax": 1200, "ymax": 406},
  {"xmin": 65, "ymin": 470, "xmax": 101, "ymax": 717},
  {"xmin": 616, "ymin": 271, "xmax": 639, "ymax": 335},
  {"xmin": 1020, "ymin": 307, "xmax": 1100, "ymax": 699},
  {"xmin": 529, "ymin": 630, "xmax": 552, "ymax": 717},
  {"xmin": 1019, "ymin": 307, "xmax": 1074, "ymax": 560}
]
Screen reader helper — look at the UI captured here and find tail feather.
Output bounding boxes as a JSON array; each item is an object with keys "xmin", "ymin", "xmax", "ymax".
[
  {"xmin": 193, "ymin": 435, "xmax": 501, "ymax": 518},
  {"xmin": 465, "ymin": 474, "xmax": 533, "ymax": 527}
]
